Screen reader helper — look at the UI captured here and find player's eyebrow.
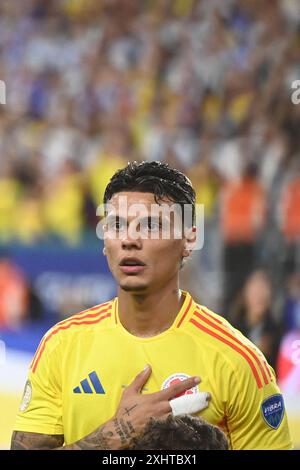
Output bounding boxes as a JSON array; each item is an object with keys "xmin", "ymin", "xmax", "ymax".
[
  {"xmin": 106, "ymin": 214, "xmax": 163, "ymax": 224},
  {"xmin": 105, "ymin": 214, "xmax": 127, "ymax": 223}
]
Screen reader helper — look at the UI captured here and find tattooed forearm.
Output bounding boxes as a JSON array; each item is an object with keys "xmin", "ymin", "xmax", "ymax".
[
  {"xmin": 65, "ymin": 425, "xmax": 113, "ymax": 450},
  {"xmin": 11, "ymin": 431, "xmax": 64, "ymax": 450},
  {"xmin": 11, "ymin": 415, "xmax": 138, "ymax": 450},
  {"xmin": 64, "ymin": 418, "xmax": 136, "ymax": 450},
  {"xmin": 11, "ymin": 428, "xmax": 113, "ymax": 451}
]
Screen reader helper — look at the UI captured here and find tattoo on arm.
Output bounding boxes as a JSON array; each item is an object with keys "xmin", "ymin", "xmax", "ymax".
[
  {"xmin": 68, "ymin": 425, "xmax": 113, "ymax": 450},
  {"xmin": 11, "ymin": 431, "xmax": 64, "ymax": 450},
  {"xmin": 67, "ymin": 418, "xmax": 136, "ymax": 450},
  {"xmin": 11, "ymin": 416, "xmax": 138, "ymax": 450}
]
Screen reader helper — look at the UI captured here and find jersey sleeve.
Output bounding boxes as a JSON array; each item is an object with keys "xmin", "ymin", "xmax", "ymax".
[
  {"xmin": 14, "ymin": 328, "xmax": 63, "ymax": 436},
  {"xmin": 226, "ymin": 357, "xmax": 293, "ymax": 450}
]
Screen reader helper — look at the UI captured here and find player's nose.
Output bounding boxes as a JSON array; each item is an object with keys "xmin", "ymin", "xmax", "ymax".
[
  {"xmin": 121, "ymin": 238, "xmax": 143, "ymax": 250},
  {"xmin": 121, "ymin": 229, "xmax": 143, "ymax": 250}
]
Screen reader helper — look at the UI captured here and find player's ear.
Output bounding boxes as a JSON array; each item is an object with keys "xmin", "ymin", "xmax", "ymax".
[
  {"xmin": 182, "ymin": 226, "xmax": 197, "ymax": 258},
  {"xmin": 103, "ymin": 246, "xmax": 106, "ymax": 256}
]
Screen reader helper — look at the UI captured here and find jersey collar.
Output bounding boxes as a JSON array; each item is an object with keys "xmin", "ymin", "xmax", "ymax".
[{"xmin": 112, "ymin": 290, "xmax": 196, "ymax": 337}]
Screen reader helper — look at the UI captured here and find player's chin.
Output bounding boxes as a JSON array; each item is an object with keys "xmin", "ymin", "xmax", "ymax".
[{"xmin": 119, "ymin": 279, "xmax": 149, "ymax": 293}]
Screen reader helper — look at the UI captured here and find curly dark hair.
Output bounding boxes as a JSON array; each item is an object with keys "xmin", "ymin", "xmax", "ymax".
[
  {"xmin": 103, "ymin": 161, "xmax": 196, "ymax": 225},
  {"xmin": 129, "ymin": 414, "xmax": 228, "ymax": 450}
]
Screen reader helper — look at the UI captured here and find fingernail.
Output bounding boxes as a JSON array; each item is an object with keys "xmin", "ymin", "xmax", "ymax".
[
  {"xmin": 194, "ymin": 376, "xmax": 201, "ymax": 384},
  {"xmin": 143, "ymin": 364, "xmax": 151, "ymax": 372}
]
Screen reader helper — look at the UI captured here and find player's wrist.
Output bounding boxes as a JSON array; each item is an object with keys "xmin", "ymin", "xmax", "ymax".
[{"xmin": 102, "ymin": 416, "xmax": 136, "ymax": 450}]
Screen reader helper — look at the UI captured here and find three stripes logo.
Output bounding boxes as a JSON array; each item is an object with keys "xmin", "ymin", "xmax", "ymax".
[{"xmin": 73, "ymin": 371, "xmax": 105, "ymax": 394}]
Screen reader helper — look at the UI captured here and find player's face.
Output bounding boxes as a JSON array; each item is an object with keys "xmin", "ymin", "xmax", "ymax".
[{"xmin": 103, "ymin": 192, "xmax": 190, "ymax": 294}]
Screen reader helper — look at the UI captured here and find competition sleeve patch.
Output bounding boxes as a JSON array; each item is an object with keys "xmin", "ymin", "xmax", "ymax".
[{"xmin": 261, "ymin": 394, "xmax": 285, "ymax": 430}]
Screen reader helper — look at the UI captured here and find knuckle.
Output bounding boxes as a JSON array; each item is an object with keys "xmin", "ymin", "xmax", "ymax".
[
  {"xmin": 155, "ymin": 402, "xmax": 171, "ymax": 417},
  {"xmin": 172, "ymin": 380, "xmax": 191, "ymax": 394},
  {"xmin": 173, "ymin": 382, "xmax": 185, "ymax": 392},
  {"xmin": 122, "ymin": 387, "xmax": 130, "ymax": 396}
]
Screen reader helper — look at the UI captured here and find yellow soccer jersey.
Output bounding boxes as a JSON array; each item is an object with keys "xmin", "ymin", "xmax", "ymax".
[{"xmin": 14, "ymin": 292, "xmax": 293, "ymax": 450}]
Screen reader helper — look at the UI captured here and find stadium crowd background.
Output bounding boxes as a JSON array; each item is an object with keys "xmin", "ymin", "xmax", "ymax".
[{"xmin": 0, "ymin": 0, "xmax": 299, "ymax": 448}]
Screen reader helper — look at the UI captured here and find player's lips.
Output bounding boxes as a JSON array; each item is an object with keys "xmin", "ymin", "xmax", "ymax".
[{"xmin": 119, "ymin": 257, "xmax": 146, "ymax": 274}]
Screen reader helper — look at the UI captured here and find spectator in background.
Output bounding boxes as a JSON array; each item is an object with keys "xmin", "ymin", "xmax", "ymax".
[
  {"xmin": 277, "ymin": 273, "xmax": 300, "ymax": 396},
  {"xmin": 0, "ymin": 259, "xmax": 29, "ymax": 330},
  {"xmin": 43, "ymin": 160, "xmax": 84, "ymax": 245},
  {"xmin": 88, "ymin": 128, "xmax": 129, "ymax": 207},
  {"xmin": 229, "ymin": 270, "xmax": 282, "ymax": 370},
  {"xmin": 277, "ymin": 329, "xmax": 300, "ymax": 396},
  {"xmin": 279, "ymin": 169, "xmax": 300, "ymax": 277},
  {"xmin": 283, "ymin": 272, "xmax": 300, "ymax": 332},
  {"xmin": 0, "ymin": 162, "xmax": 21, "ymax": 243},
  {"xmin": 129, "ymin": 414, "xmax": 228, "ymax": 450},
  {"xmin": 220, "ymin": 164, "xmax": 266, "ymax": 315},
  {"xmin": 0, "ymin": 257, "xmax": 43, "ymax": 330}
]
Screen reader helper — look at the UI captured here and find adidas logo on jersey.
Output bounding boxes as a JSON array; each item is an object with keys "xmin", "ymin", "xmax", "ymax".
[{"xmin": 73, "ymin": 371, "xmax": 105, "ymax": 394}]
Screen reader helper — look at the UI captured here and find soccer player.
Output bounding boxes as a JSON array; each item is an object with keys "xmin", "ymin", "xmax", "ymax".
[
  {"xmin": 11, "ymin": 162, "xmax": 292, "ymax": 450},
  {"xmin": 129, "ymin": 414, "xmax": 229, "ymax": 450}
]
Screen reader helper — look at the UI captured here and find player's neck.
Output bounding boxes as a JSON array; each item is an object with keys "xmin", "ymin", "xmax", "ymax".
[{"xmin": 117, "ymin": 283, "xmax": 184, "ymax": 338}]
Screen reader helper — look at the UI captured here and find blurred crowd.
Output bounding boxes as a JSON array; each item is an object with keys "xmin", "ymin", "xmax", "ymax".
[{"xmin": 0, "ymin": 0, "xmax": 300, "ymax": 371}]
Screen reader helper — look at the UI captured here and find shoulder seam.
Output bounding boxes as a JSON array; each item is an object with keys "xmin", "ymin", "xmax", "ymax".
[
  {"xmin": 188, "ymin": 307, "xmax": 271, "ymax": 389},
  {"xmin": 55, "ymin": 301, "xmax": 113, "ymax": 327},
  {"xmin": 30, "ymin": 304, "xmax": 112, "ymax": 374}
]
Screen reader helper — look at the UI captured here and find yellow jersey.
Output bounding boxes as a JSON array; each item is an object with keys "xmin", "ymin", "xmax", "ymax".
[{"xmin": 14, "ymin": 292, "xmax": 293, "ymax": 450}]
